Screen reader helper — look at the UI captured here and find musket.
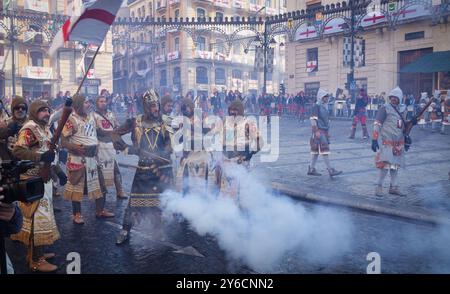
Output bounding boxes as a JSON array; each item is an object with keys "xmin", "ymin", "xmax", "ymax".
[
  {"xmin": 40, "ymin": 97, "xmax": 73, "ymax": 182},
  {"xmin": 404, "ymin": 97, "xmax": 435, "ymax": 136}
]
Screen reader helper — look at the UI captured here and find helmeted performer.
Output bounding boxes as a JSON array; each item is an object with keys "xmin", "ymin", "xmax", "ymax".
[
  {"xmin": 371, "ymin": 86, "xmax": 416, "ymax": 197},
  {"xmin": 93, "ymin": 95, "xmax": 127, "ymax": 199},
  {"xmin": 11, "ymin": 100, "xmax": 61, "ymax": 272},
  {"xmin": 175, "ymin": 98, "xmax": 216, "ymax": 196},
  {"xmin": 215, "ymin": 100, "xmax": 263, "ymax": 200},
  {"xmin": 417, "ymin": 92, "xmax": 428, "ymax": 130},
  {"xmin": 115, "ymin": 89, "xmax": 172, "ymax": 245},
  {"xmin": 0, "ymin": 96, "xmax": 28, "ymax": 160},
  {"xmin": 307, "ymin": 89, "xmax": 342, "ymax": 178},
  {"xmin": 61, "ymin": 95, "xmax": 114, "ymax": 225},
  {"xmin": 349, "ymin": 89, "xmax": 369, "ymax": 139}
]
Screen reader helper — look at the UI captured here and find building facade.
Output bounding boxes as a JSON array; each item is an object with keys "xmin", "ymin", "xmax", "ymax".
[
  {"xmin": 1, "ymin": 0, "xmax": 113, "ymax": 99},
  {"xmin": 285, "ymin": 0, "xmax": 450, "ymax": 99},
  {"xmin": 114, "ymin": 0, "xmax": 287, "ymax": 98}
]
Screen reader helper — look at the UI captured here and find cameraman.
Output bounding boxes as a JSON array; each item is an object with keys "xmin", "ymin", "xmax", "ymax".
[
  {"xmin": 0, "ymin": 96, "xmax": 28, "ymax": 161},
  {"xmin": 0, "ymin": 187, "xmax": 23, "ymax": 274}
]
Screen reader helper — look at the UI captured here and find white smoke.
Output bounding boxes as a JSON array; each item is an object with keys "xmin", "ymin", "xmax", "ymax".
[{"xmin": 160, "ymin": 162, "xmax": 354, "ymax": 272}]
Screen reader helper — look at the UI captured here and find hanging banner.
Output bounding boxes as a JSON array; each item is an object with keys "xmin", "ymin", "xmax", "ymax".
[
  {"xmin": 24, "ymin": 0, "xmax": 49, "ymax": 13},
  {"xmin": 23, "ymin": 66, "xmax": 53, "ymax": 79}
]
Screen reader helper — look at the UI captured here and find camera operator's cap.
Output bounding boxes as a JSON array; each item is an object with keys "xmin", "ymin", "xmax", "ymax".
[
  {"xmin": 420, "ymin": 92, "xmax": 428, "ymax": 99},
  {"xmin": 11, "ymin": 95, "xmax": 28, "ymax": 111},
  {"xmin": 316, "ymin": 88, "xmax": 329, "ymax": 100},
  {"xmin": 388, "ymin": 87, "xmax": 403, "ymax": 99}
]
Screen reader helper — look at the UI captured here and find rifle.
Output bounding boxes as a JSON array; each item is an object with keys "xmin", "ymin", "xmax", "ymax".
[
  {"xmin": 40, "ymin": 98, "xmax": 73, "ymax": 182},
  {"xmin": 139, "ymin": 149, "xmax": 171, "ymax": 164},
  {"xmin": 0, "ymin": 99, "xmax": 11, "ymax": 118},
  {"xmin": 405, "ymin": 98, "xmax": 435, "ymax": 136}
]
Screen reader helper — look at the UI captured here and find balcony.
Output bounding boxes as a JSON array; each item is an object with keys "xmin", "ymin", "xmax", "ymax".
[
  {"xmin": 22, "ymin": 66, "xmax": 53, "ymax": 80},
  {"xmin": 155, "ymin": 54, "xmax": 166, "ymax": 64},
  {"xmin": 168, "ymin": 0, "xmax": 180, "ymax": 5},
  {"xmin": 167, "ymin": 51, "xmax": 181, "ymax": 61},
  {"xmin": 232, "ymin": 0, "xmax": 245, "ymax": 10},
  {"xmin": 194, "ymin": 50, "xmax": 214, "ymax": 60},
  {"xmin": 156, "ymin": 0, "xmax": 167, "ymax": 11}
]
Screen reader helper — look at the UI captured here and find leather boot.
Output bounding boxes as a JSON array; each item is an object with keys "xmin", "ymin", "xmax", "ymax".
[
  {"xmin": 328, "ymin": 168, "xmax": 343, "ymax": 178},
  {"xmin": 116, "ymin": 190, "xmax": 128, "ymax": 200},
  {"xmin": 73, "ymin": 213, "xmax": 85, "ymax": 225},
  {"xmin": 389, "ymin": 185, "xmax": 406, "ymax": 196},
  {"xmin": 349, "ymin": 127, "xmax": 356, "ymax": 139},
  {"xmin": 375, "ymin": 185, "xmax": 383, "ymax": 197},
  {"xmin": 116, "ymin": 229, "xmax": 129, "ymax": 245},
  {"xmin": 30, "ymin": 258, "xmax": 58, "ymax": 273},
  {"xmin": 307, "ymin": 166, "xmax": 322, "ymax": 176},
  {"xmin": 96, "ymin": 209, "xmax": 115, "ymax": 218},
  {"xmin": 362, "ymin": 126, "xmax": 369, "ymax": 139}
]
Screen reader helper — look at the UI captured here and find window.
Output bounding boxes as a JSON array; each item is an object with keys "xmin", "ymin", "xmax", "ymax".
[
  {"xmin": 138, "ymin": 8, "xmax": 141, "ymax": 18},
  {"xmin": 149, "ymin": 3, "xmax": 153, "ymax": 16},
  {"xmin": 250, "ymin": 71, "xmax": 258, "ymax": 80},
  {"xmin": 265, "ymin": 0, "xmax": 272, "ymax": 7},
  {"xmin": 160, "ymin": 69, "xmax": 167, "ymax": 86},
  {"xmin": 197, "ymin": 36, "xmax": 206, "ymax": 51},
  {"xmin": 215, "ymin": 38, "xmax": 225, "ymax": 54},
  {"xmin": 140, "ymin": 33, "xmax": 144, "ymax": 43},
  {"xmin": 84, "ymin": 56, "xmax": 95, "ymax": 71},
  {"xmin": 138, "ymin": 60, "xmax": 147, "ymax": 70},
  {"xmin": 142, "ymin": 5, "xmax": 145, "ymax": 16},
  {"xmin": 173, "ymin": 67, "xmax": 181, "ymax": 85},
  {"xmin": 306, "ymin": 47, "xmax": 318, "ymax": 72},
  {"xmin": 232, "ymin": 69, "xmax": 242, "ymax": 79},
  {"xmin": 30, "ymin": 51, "xmax": 44, "ymax": 67},
  {"xmin": 215, "ymin": 68, "xmax": 226, "ymax": 85},
  {"xmin": 250, "ymin": 0, "xmax": 256, "ymax": 4},
  {"xmin": 131, "ymin": 11, "xmax": 135, "ymax": 18},
  {"xmin": 174, "ymin": 37, "xmax": 180, "ymax": 51},
  {"xmin": 196, "ymin": 66, "xmax": 208, "ymax": 84},
  {"xmin": 215, "ymin": 12, "xmax": 223, "ymax": 20},
  {"xmin": 197, "ymin": 8, "xmax": 206, "ymax": 18},
  {"xmin": 163, "ymin": 42, "xmax": 167, "ymax": 54},
  {"xmin": 306, "ymin": 1, "xmax": 322, "ymax": 11},
  {"xmin": 233, "ymin": 42, "xmax": 241, "ymax": 55},
  {"xmin": 405, "ymin": 31, "xmax": 424, "ymax": 41},
  {"xmin": 174, "ymin": 9, "xmax": 180, "ymax": 19},
  {"xmin": 304, "ymin": 82, "xmax": 320, "ymax": 101},
  {"xmin": 29, "ymin": 25, "xmax": 43, "ymax": 44}
]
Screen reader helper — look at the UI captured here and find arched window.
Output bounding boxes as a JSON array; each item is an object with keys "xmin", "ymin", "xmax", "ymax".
[
  {"xmin": 232, "ymin": 69, "xmax": 242, "ymax": 79},
  {"xmin": 174, "ymin": 9, "xmax": 180, "ymax": 19},
  {"xmin": 131, "ymin": 11, "xmax": 135, "ymax": 18},
  {"xmin": 138, "ymin": 60, "xmax": 147, "ymax": 70},
  {"xmin": 215, "ymin": 12, "xmax": 223, "ymax": 21},
  {"xmin": 161, "ymin": 42, "xmax": 166, "ymax": 55},
  {"xmin": 233, "ymin": 42, "xmax": 241, "ymax": 55},
  {"xmin": 28, "ymin": 25, "xmax": 43, "ymax": 44},
  {"xmin": 196, "ymin": 66, "xmax": 208, "ymax": 84},
  {"xmin": 160, "ymin": 69, "xmax": 167, "ymax": 86},
  {"xmin": 174, "ymin": 37, "xmax": 180, "ymax": 52},
  {"xmin": 30, "ymin": 51, "xmax": 44, "ymax": 67},
  {"xmin": 173, "ymin": 67, "xmax": 181, "ymax": 84},
  {"xmin": 197, "ymin": 8, "xmax": 206, "ymax": 18},
  {"xmin": 138, "ymin": 8, "xmax": 141, "ymax": 18},
  {"xmin": 149, "ymin": 3, "xmax": 153, "ymax": 16},
  {"xmin": 196, "ymin": 36, "xmax": 206, "ymax": 51},
  {"xmin": 215, "ymin": 68, "xmax": 226, "ymax": 85},
  {"xmin": 142, "ymin": 5, "xmax": 145, "ymax": 16},
  {"xmin": 215, "ymin": 38, "xmax": 225, "ymax": 54}
]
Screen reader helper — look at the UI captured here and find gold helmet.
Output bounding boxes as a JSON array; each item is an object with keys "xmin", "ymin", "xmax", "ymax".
[{"xmin": 142, "ymin": 89, "xmax": 160, "ymax": 107}]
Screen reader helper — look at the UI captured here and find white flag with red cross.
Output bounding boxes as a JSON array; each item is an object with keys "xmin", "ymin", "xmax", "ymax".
[{"xmin": 49, "ymin": 0, "xmax": 123, "ymax": 56}]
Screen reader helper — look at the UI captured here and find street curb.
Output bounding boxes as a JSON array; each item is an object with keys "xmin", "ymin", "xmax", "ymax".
[{"xmin": 272, "ymin": 182, "xmax": 450, "ymax": 226}]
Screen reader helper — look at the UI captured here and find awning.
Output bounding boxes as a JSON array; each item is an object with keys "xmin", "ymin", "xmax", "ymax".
[{"xmin": 400, "ymin": 50, "xmax": 450, "ymax": 73}]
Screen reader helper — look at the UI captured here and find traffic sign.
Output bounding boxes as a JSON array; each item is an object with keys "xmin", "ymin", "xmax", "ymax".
[{"xmin": 388, "ymin": 1, "xmax": 396, "ymax": 12}]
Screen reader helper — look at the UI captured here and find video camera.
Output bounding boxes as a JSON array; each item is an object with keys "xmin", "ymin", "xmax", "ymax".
[{"xmin": 0, "ymin": 160, "xmax": 44, "ymax": 204}]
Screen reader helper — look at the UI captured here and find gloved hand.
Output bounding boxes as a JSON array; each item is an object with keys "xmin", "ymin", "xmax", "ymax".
[
  {"xmin": 371, "ymin": 140, "xmax": 379, "ymax": 152},
  {"xmin": 40, "ymin": 150, "xmax": 56, "ymax": 163},
  {"xmin": 7, "ymin": 121, "xmax": 21, "ymax": 136},
  {"xmin": 57, "ymin": 170, "xmax": 68, "ymax": 186}
]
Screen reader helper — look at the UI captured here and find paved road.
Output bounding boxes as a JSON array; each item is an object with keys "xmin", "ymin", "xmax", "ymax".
[{"xmin": 5, "ymin": 114, "xmax": 450, "ymax": 274}]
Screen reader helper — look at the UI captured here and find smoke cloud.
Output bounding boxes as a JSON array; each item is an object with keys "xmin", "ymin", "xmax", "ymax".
[{"xmin": 160, "ymin": 162, "xmax": 354, "ymax": 272}]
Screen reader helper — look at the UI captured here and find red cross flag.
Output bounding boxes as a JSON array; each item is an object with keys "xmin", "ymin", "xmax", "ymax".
[{"xmin": 49, "ymin": 0, "xmax": 123, "ymax": 56}]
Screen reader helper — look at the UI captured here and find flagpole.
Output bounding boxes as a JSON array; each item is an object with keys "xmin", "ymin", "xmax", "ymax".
[{"xmin": 75, "ymin": 45, "xmax": 101, "ymax": 96}]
